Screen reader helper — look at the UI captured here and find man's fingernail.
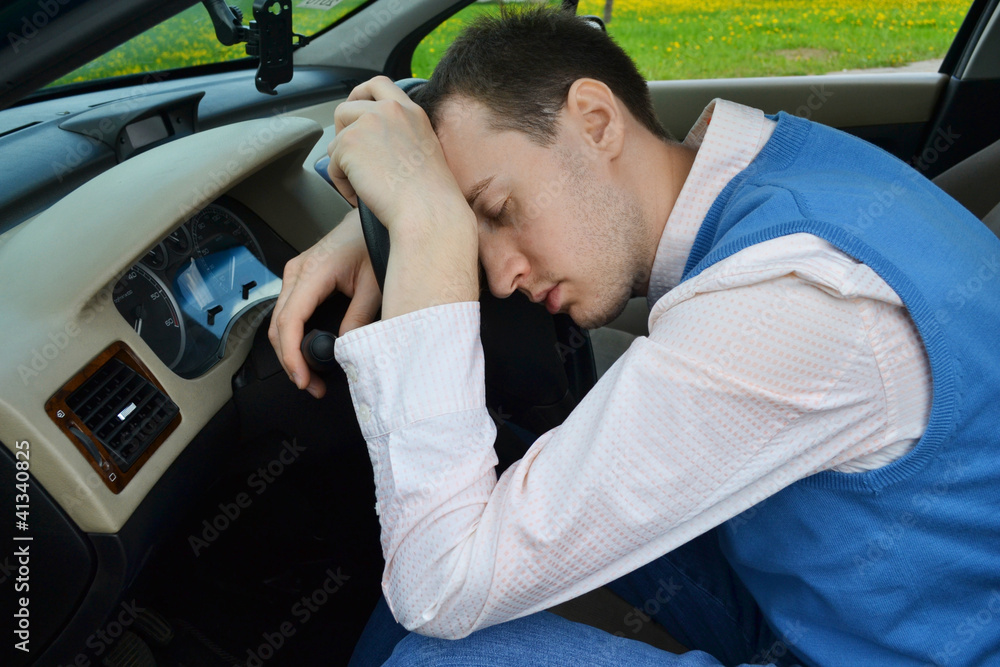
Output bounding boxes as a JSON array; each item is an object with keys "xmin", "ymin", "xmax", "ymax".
[
  {"xmin": 290, "ymin": 372, "xmax": 299, "ymax": 387},
  {"xmin": 307, "ymin": 386, "xmax": 321, "ymax": 399}
]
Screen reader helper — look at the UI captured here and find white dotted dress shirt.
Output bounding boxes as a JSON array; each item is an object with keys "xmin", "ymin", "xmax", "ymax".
[{"xmin": 334, "ymin": 100, "xmax": 933, "ymax": 639}]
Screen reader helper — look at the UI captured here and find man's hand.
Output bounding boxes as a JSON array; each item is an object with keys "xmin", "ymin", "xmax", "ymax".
[
  {"xmin": 328, "ymin": 76, "xmax": 480, "ymax": 320},
  {"xmin": 268, "ymin": 208, "xmax": 379, "ymax": 398},
  {"xmin": 328, "ymin": 76, "xmax": 460, "ymax": 226}
]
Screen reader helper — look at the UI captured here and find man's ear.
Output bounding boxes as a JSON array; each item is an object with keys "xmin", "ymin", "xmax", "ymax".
[{"xmin": 565, "ymin": 78, "xmax": 624, "ymax": 158}]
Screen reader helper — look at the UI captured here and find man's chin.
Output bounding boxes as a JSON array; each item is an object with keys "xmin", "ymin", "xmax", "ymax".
[{"xmin": 567, "ymin": 296, "xmax": 631, "ymax": 330}]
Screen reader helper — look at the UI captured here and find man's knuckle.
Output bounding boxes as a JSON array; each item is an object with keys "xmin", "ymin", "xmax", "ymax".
[
  {"xmin": 274, "ymin": 311, "xmax": 293, "ymax": 328},
  {"xmin": 377, "ymin": 99, "xmax": 404, "ymax": 118},
  {"xmin": 337, "ymin": 126, "xmax": 362, "ymax": 149}
]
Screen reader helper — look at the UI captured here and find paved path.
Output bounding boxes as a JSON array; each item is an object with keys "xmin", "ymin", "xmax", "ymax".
[{"xmin": 827, "ymin": 59, "xmax": 943, "ymax": 75}]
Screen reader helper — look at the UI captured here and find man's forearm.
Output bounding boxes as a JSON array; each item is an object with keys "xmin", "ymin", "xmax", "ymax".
[
  {"xmin": 334, "ymin": 302, "xmax": 500, "ymax": 636},
  {"xmin": 381, "ymin": 202, "xmax": 480, "ymax": 321}
]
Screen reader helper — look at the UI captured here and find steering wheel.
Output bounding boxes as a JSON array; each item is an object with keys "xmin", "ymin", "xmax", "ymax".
[
  {"xmin": 357, "ymin": 193, "xmax": 390, "ymax": 292},
  {"xmin": 356, "ymin": 78, "xmax": 428, "ymax": 290},
  {"xmin": 312, "ymin": 78, "xmax": 426, "ymax": 295},
  {"xmin": 358, "ymin": 79, "xmax": 427, "ymax": 292}
]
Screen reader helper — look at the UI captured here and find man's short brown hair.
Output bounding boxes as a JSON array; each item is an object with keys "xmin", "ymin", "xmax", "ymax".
[{"xmin": 415, "ymin": 4, "xmax": 671, "ymax": 144}]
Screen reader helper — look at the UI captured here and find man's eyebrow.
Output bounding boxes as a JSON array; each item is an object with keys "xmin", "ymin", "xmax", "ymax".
[{"xmin": 464, "ymin": 175, "xmax": 495, "ymax": 209}]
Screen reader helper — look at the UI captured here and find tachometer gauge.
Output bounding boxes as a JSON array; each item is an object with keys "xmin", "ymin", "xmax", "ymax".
[
  {"xmin": 189, "ymin": 204, "xmax": 264, "ymax": 263},
  {"xmin": 113, "ymin": 264, "xmax": 186, "ymax": 369}
]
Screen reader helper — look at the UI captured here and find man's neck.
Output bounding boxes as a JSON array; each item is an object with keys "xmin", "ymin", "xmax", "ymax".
[{"xmin": 626, "ymin": 134, "xmax": 696, "ymax": 296}]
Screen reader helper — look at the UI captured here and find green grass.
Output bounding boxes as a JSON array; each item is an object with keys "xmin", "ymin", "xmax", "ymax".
[
  {"xmin": 413, "ymin": 0, "xmax": 971, "ymax": 80},
  {"xmin": 53, "ymin": 0, "xmax": 972, "ymax": 88},
  {"xmin": 51, "ymin": 0, "xmax": 367, "ymax": 86}
]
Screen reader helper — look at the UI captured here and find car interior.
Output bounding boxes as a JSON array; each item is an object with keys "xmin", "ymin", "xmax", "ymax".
[{"xmin": 2, "ymin": 0, "xmax": 1000, "ymax": 664}]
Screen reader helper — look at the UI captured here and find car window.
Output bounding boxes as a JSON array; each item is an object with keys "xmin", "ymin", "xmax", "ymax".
[
  {"xmin": 413, "ymin": 0, "xmax": 974, "ymax": 80},
  {"xmin": 51, "ymin": 0, "xmax": 369, "ymax": 88}
]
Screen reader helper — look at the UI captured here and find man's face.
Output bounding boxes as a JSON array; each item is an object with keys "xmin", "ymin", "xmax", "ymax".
[{"xmin": 435, "ymin": 98, "xmax": 649, "ymax": 329}]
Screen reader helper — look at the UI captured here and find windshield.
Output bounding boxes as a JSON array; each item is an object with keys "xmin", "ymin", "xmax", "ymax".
[{"xmin": 50, "ymin": 0, "xmax": 369, "ymax": 88}]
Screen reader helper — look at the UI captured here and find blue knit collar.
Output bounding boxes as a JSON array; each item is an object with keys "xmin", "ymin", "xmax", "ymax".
[{"xmin": 681, "ymin": 112, "xmax": 811, "ymax": 282}]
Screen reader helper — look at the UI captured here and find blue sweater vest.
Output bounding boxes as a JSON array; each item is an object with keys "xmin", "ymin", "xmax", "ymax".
[{"xmin": 680, "ymin": 113, "xmax": 1000, "ymax": 666}]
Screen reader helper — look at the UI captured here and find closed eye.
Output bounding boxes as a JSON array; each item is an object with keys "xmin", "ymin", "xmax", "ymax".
[{"xmin": 485, "ymin": 198, "xmax": 511, "ymax": 226}]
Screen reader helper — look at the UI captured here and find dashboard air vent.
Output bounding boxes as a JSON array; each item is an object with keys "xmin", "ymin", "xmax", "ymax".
[
  {"xmin": 65, "ymin": 357, "xmax": 178, "ymax": 471},
  {"xmin": 46, "ymin": 341, "xmax": 182, "ymax": 493}
]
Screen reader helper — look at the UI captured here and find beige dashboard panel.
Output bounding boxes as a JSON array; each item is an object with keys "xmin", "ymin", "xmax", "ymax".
[
  {"xmin": 0, "ymin": 116, "xmax": 327, "ymax": 533},
  {"xmin": 649, "ymin": 72, "xmax": 948, "ymax": 139},
  {"xmin": 231, "ymin": 98, "xmax": 356, "ymax": 247}
]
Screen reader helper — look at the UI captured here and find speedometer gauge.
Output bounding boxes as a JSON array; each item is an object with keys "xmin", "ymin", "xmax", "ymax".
[{"xmin": 113, "ymin": 264, "xmax": 185, "ymax": 369}]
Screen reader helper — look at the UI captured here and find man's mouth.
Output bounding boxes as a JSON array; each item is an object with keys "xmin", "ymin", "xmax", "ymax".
[
  {"xmin": 543, "ymin": 284, "xmax": 562, "ymax": 315},
  {"xmin": 527, "ymin": 284, "xmax": 563, "ymax": 314}
]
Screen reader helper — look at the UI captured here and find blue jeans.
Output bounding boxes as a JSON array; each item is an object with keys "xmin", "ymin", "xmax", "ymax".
[{"xmin": 347, "ymin": 528, "xmax": 802, "ymax": 666}]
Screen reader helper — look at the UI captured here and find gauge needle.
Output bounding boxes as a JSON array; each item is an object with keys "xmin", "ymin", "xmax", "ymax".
[
  {"xmin": 133, "ymin": 304, "xmax": 145, "ymax": 337},
  {"xmin": 230, "ymin": 255, "xmax": 236, "ymax": 290}
]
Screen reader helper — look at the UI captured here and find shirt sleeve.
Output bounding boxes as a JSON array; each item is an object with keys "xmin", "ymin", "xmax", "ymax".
[{"xmin": 335, "ymin": 270, "xmax": 891, "ymax": 640}]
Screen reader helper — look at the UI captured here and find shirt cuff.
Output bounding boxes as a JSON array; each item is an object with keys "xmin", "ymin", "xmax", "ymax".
[{"xmin": 334, "ymin": 301, "xmax": 485, "ymax": 438}]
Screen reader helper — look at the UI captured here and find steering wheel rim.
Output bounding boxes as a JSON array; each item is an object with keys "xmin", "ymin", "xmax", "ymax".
[
  {"xmin": 357, "ymin": 198, "xmax": 390, "ymax": 292},
  {"xmin": 357, "ymin": 77, "xmax": 429, "ymax": 293}
]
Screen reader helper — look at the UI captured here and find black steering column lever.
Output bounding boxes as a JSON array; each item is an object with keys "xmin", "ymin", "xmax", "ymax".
[{"xmin": 300, "ymin": 329, "xmax": 339, "ymax": 372}]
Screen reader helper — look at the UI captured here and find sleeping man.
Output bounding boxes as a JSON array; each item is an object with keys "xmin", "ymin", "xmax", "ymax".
[{"xmin": 269, "ymin": 6, "xmax": 1000, "ymax": 665}]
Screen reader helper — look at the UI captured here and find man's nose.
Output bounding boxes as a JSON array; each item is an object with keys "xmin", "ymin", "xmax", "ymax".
[{"xmin": 481, "ymin": 240, "xmax": 529, "ymax": 299}]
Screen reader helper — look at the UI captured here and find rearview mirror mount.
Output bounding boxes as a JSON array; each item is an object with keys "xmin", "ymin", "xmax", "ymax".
[{"xmin": 202, "ymin": 0, "xmax": 309, "ymax": 95}]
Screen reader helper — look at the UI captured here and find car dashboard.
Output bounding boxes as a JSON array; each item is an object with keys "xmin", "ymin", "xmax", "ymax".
[{"xmin": 0, "ymin": 107, "xmax": 352, "ymax": 533}]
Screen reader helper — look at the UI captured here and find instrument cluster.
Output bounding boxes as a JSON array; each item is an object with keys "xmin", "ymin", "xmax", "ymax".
[{"xmin": 113, "ymin": 196, "xmax": 291, "ymax": 378}]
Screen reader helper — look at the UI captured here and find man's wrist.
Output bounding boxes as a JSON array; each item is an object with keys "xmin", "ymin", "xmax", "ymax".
[
  {"xmin": 382, "ymin": 204, "xmax": 479, "ymax": 319},
  {"xmin": 335, "ymin": 302, "xmax": 484, "ymax": 438}
]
